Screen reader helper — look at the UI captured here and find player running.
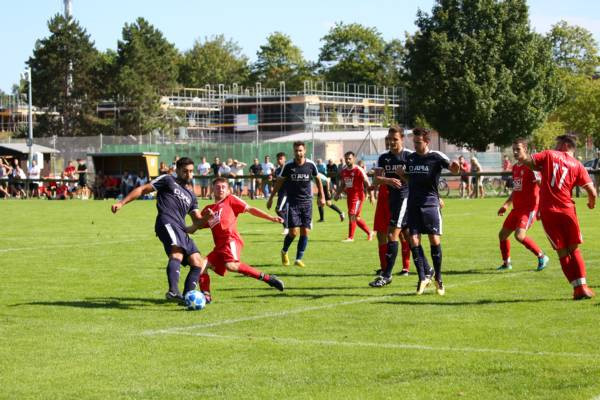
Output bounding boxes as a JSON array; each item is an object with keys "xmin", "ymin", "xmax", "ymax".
[
  {"xmin": 334, "ymin": 151, "xmax": 374, "ymax": 242},
  {"xmin": 517, "ymin": 134, "xmax": 597, "ymax": 300},
  {"xmin": 111, "ymin": 157, "xmax": 210, "ymax": 302},
  {"xmin": 316, "ymin": 171, "xmax": 345, "ymax": 222},
  {"xmin": 369, "ymin": 126, "xmax": 414, "ymax": 287},
  {"xmin": 399, "ymin": 128, "xmax": 460, "ymax": 295},
  {"xmin": 267, "ymin": 141, "xmax": 326, "ymax": 267},
  {"xmin": 186, "ymin": 177, "xmax": 285, "ymax": 302},
  {"xmin": 496, "ymin": 138, "xmax": 549, "ymax": 271},
  {"xmin": 273, "ymin": 152, "xmax": 289, "ymax": 235}
]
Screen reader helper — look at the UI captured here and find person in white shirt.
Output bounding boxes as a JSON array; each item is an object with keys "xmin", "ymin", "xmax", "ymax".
[
  {"xmin": 28, "ymin": 159, "xmax": 41, "ymax": 197},
  {"xmin": 230, "ymin": 160, "xmax": 247, "ymax": 197},
  {"xmin": 196, "ymin": 156, "xmax": 211, "ymax": 198},
  {"xmin": 261, "ymin": 155, "xmax": 275, "ymax": 197}
]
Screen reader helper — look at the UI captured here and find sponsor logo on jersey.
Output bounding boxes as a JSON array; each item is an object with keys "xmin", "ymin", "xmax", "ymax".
[
  {"xmin": 173, "ymin": 188, "xmax": 192, "ymax": 206},
  {"xmin": 291, "ymin": 173, "xmax": 311, "ymax": 180},
  {"xmin": 408, "ymin": 165, "xmax": 430, "ymax": 173}
]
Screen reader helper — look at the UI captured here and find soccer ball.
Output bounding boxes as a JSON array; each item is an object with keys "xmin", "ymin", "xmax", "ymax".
[{"xmin": 184, "ymin": 290, "xmax": 206, "ymax": 311}]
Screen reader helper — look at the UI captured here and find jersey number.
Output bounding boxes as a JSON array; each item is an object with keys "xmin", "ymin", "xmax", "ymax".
[{"xmin": 550, "ymin": 163, "xmax": 568, "ymax": 190}]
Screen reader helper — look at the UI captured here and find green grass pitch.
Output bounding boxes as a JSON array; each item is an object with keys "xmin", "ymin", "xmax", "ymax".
[{"xmin": 1, "ymin": 197, "xmax": 600, "ymax": 399}]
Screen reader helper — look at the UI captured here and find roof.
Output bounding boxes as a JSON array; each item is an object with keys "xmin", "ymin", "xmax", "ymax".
[
  {"xmin": 0, "ymin": 143, "xmax": 60, "ymax": 154},
  {"xmin": 264, "ymin": 129, "xmax": 401, "ymax": 143},
  {"xmin": 88, "ymin": 152, "xmax": 160, "ymax": 157}
]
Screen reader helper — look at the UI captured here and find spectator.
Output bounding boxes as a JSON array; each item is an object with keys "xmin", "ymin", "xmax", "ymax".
[
  {"xmin": 0, "ymin": 157, "xmax": 9, "ymax": 198},
  {"xmin": 211, "ymin": 157, "xmax": 221, "ymax": 177},
  {"xmin": 316, "ymin": 158, "xmax": 327, "ymax": 175},
  {"xmin": 218, "ymin": 160, "xmax": 232, "ymax": 184},
  {"xmin": 120, "ymin": 170, "xmax": 136, "ymax": 197},
  {"xmin": 249, "ymin": 158, "xmax": 263, "ymax": 199},
  {"xmin": 136, "ymin": 170, "xmax": 148, "ymax": 187},
  {"xmin": 230, "ymin": 160, "xmax": 247, "ymax": 197},
  {"xmin": 103, "ymin": 174, "xmax": 120, "ymax": 198},
  {"xmin": 458, "ymin": 155, "xmax": 471, "ymax": 198},
  {"xmin": 326, "ymin": 159, "xmax": 339, "ymax": 190},
  {"xmin": 9, "ymin": 159, "xmax": 26, "ymax": 198},
  {"xmin": 592, "ymin": 150, "xmax": 600, "ymax": 194},
  {"xmin": 171, "ymin": 155, "xmax": 179, "ymax": 170},
  {"xmin": 55, "ymin": 173, "xmax": 71, "ymax": 200},
  {"xmin": 196, "ymin": 156, "xmax": 211, "ymax": 198},
  {"xmin": 470, "ymin": 156, "xmax": 484, "ymax": 198},
  {"xmin": 501, "ymin": 154, "xmax": 513, "ymax": 194},
  {"xmin": 261, "ymin": 155, "xmax": 275, "ymax": 197},
  {"xmin": 27, "ymin": 159, "xmax": 41, "ymax": 198},
  {"xmin": 76, "ymin": 158, "xmax": 91, "ymax": 199},
  {"xmin": 63, "ymin": 160, "xmax": 76, "ymax": 193},
  {"xmin": 94, "ymin": 170, "xmax": 106, "ymax": 200},
  {"xmin": 159, "ymin": 161, "xmax": 169, "ymax": 175}
]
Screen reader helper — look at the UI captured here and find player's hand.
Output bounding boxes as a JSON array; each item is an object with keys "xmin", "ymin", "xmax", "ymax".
[
  {"xmin": 439, "ymin": 198, "xmax": 445, "ymax": 209},
  {"xmin": 369, "ymin": 195, "xmax": 374, "ymax": 205},
  {"xmin": 497, "ymin": 205, "xmax": 508, "ymax": 216},
  {"xmin": 318, "ymin": 196, "xmax": 326, "ymax": 207},
  {"xmin": 272, "ymin": 216, "xmax": 284, "ymax": 224},
  {"xmin": 266, "ymin": 196, "xmax": 273, "ymax": 209},
  {"xmin": 334, "ymin": 192, "xmax": 340, "ymax": 201},
  {"xmin": 388, "ymin": 178, "xmax": 403, "ymax": 188},
  {"xmin": 588, "ymin": 198, "xmax": 596, "ymax": 210},
  {"xmin": 111, "ymin": 202, "xmax": 122, "ymax": 214},
  {"xmin": 201, "ymin": 208, "xmax": 214, "ymax": 218}
]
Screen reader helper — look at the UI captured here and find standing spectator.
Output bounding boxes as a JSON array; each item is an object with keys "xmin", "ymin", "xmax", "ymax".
[
  {"xmin": 224, "ymin": 158, "xmax": 235, "ymax": 187},
  {"xmin": 316, "ymin": 158, "xmax": 327, "ymax": 175},
  {"xmin": 63, "ymin": 160, "xmax": 76, "ymax": 193},
  {"xmin": 230, "ymin": 160, "xmax": 247, "ymax": 197},
  {"xmin": 197, "ymin": 156, "xmax": 211, "ymax": 198},
  {"xmin": 218, "ymin": 160, "xmax": 232, "ymax": 184},
  {"xmin": 120, "ymin": 170, "xmax": 136, "ymax": 197},
  {"xmin": 136, "ymin": 171, "xmax": 148, "ymax": 187},
  {"xmin": 591, "ymin": 150, "xmax": 600, "ymax": 194},
  {"xmin": 326, "ymin": 159, "xmax": 339, "ymax": 191},
  {"xmin": 76, "ymin": 158, "xmax": 91, "ymax": 199},
  {"xmin": 211, "ymin": 157, "xmax": 221, "ymax": 177},
  {"xmin": 470, "ymin": 157, "xmax": 484, "ymax": 198},
  {"xmin": 249, "ymin": 158, "xmax": 263, "ymax": 199},
  {"xmin": 458, "ymin": 155, "xmax": 471, "ymax": 198},
  {"xmin": 28, "ymin": 159, "xmax": 41, "ymax": 198},
  {"xmin": 501, "ymin": 154, "xmax": 513, "ymax": 195},
  {"xmin": 10, "ymin": 159, "xmax": 26, "ymax": 198},
  {"xmin": 159, "ymin": 161, "xmax": 169, "ymax": 175},
  {"xmin": 171, "ymin": 155, "xmax": 180, "ymax": 170},
  {"xmin": 261, "ymin": 155, "xmax": 275, "ymax": 197},
  {"xmin": 0, "ymin": 157, "xmax": 9, "ymax": 198},
  {"xmin": 94, "ymin": 171, "xmax": 106, "ymax": 200}
]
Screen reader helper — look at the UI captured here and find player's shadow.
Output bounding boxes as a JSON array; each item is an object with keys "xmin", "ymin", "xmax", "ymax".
[
  {"xmin": 375, "ymin": 297, "xmax": 565, "ymax": 306},
  {"xmin": 229, "ymin": 291, "xmax": 368, "ymax": 301},
  {"xmin": 10, "ymin": 297, "xmax": 180, "ymax": 311},
  {"xmin": 442, "ymin": 269, "xmax": 499, "ymax": 276},
  {"xmin": 243, "ymin": 271, "xmax": 371, "ymax": 277}
]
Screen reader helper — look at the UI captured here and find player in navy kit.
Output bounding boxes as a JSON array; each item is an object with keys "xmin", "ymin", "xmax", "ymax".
[
  {"xmin": 267, "ymin": 141, "xmax": 325, "ymax": 267},
  {"xmin": 399, "ymin": 128, "xmax": 460, "ymax": 295},
  {"xmin": 111, "ymin": 157, "xmax": 211, "ymax": 302}
]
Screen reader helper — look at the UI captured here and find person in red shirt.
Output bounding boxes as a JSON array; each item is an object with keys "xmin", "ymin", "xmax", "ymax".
[
  {"xmin": 187, "ymin": 177, "xmax": 285, "ymax": 302},
  {"xmin": 518, "ymin": 134, "xmax": 597, "ymax": 300},
  {"xmin": 334, "ymin": 151, "xmax": 374, "ymax": 242},
  {"xmin": 496, "ymin": 138, "xmax": 548, "ymax": 271},
  {"xmin": 458, "ymin": 155, "xmax": 471, "ymax": 198}
]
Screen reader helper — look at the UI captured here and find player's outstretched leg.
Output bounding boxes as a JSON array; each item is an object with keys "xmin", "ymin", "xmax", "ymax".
[
  {"xmin": 566, "ymin": 248, "xmax": 595, "ymax": 300},
  {"xmin": 234, "ymin": 263, "xmax": 285, "ymax": 291},
  {"xmin": 198, "ymin": 272, "xmax": 212, "ymax": 303},
  {"xmin": 281, "ymin": 233, "xmax": 295, "ymax": 266},
  {"xmin": 514, "ymin": 230, "xmax": 548, "ymax": 271}
]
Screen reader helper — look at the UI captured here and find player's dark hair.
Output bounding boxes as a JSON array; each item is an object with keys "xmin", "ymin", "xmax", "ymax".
[
  {"xmin": 344, "ymin": 151, "xmax": 355, "ymax": 157},
  {"xmin": 293, "ymin": 141, "xmax": 305, "ymax": 148},
  {"xmin": 176, "ymin": 157, "xmax": 194, "ymax": 169},
  {"xmin": 412, "ymin": 127, "xmax": 433, "ymax": 142},
  {"xmin": 388, "ymin": 125, "xmax": 404, "ymax": 136},
  {"xmin": 512, "ymin": 137, "xmax": 528, "ymax": 146},
  {"xmin": 212, "ymin": 177, "xmax": 229, "ymax": 186},
  {"xmin": 276, "ymin": 152, "xmax": 286, "ymax": 158},
  {"xmin": 556, "ymin": 133, "xmax": 577, "ymax": 149}
]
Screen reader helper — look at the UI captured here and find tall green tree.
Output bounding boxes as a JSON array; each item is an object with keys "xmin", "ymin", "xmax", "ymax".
[
  {"xmin": 179, "ymin": 35, "xmax": 250, "ymax": 87},
  {"xmin": 548, "ymin": 21, "xmax": 600, "ymax": 76},
  {"xmin": 115, "ymin": 18, "xmax": 180, "ymax": 136},
  {"xmin": 252, "ymin": 32, "xmax": 312, "ymax": 91},
  {"xmin": 27, "ymin": 14, "xmax": 102, "ymax": 136},
  {"xmin": 405, "ymin": 0, "xmax": 563, "ymax": 150},
  {"xmin": 318, "ymin": 23, "xmax": 386, "ymax": 85}
]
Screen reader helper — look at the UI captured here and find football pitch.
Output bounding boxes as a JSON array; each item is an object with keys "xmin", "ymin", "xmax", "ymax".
[{"xmin": 2, "ymin": 197, "xmax": 600, "ymax": 399}]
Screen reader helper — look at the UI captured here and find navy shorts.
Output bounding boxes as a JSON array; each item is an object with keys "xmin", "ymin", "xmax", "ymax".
[
  {"xmin": 287, "ymin": 203, "xmax": 312, "ymax": 228},
  {"xmin": 389, "ymin": 197, "xmax": 408, "ymax": 229},
  {"xmin": 155, "ymin": 222, "xmax": 200, "ymax": 266},
  {"xmin": 407, "ymin": 205, "xmax": 442, "ymax": 236}
]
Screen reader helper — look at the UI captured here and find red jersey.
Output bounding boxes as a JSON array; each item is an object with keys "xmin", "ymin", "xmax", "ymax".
[
  {"xmin": 202, "ymin": 195, "xmax": 249, "ymax": 248},
  {"xmin": 532, "ymin": 150, "xmax": 592, "ymax": 212},
  {"xmin": 64, "ymin": 165, "xmax": 75, "ymax": 177},
  {"xmin": 511, "ymin": 163, "xmax": 540, "ymax": 211},
  {"xmin": 340, "ymin": 165, "xmax": 369, "ymax": 199}
]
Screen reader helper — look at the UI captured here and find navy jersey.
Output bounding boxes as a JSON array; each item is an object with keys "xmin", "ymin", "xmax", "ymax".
[
  {"xmin": 279, "ymin": 159, "xmax": 318, "ymax": 205},
  {"xmin": 274, "ymin": 165, "xmax": 288, "ymax": 197},
  {"xmin": 378, "ymin": 149, "xmax": 412, "ymax": 199},
  {"xmin": 404, "ymin": 151, "xmax": 450, "ymax": 206},
  {"xmin": 151, "ymin": 174, "xmax": 199, "ymax": 230}
]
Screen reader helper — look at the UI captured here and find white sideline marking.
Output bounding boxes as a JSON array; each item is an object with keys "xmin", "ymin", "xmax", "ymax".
[
  {"xmin": 143, "ymin": 272, "xmax": 526, "ymax": 336},
  {"xmin": 180, "ymin": 332, "xmax": 600, "ymax": 360},
  {"xmin": 0, "ymin": 237, "xmax": 152, "ymax": 253}
]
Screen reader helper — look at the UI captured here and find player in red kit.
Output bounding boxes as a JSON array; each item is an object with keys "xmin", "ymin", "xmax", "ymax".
[
  {"xmin": 335, "ymin": 151, "xmax": 374, "ymax": 242},
  {"xmin": 187, "ymin": 177, "xmax": 285, "ymax": 302},
  {"xmin": 497, "ymin": 139, "xmax": 549, "ymax": 271},
  {"xmin": 517, "ymin": 134, "xmax": 597, "ymax": 300}
]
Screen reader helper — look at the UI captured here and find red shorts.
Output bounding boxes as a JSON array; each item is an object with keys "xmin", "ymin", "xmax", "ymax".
[
  {"xmin": 347, "ymin": 197, "xmax": 364, "ymax": 217},
  {"xmin": 539, "ymin": 209, "xmax": 582, "ymax": 250},
  {"xmin": 502, "ymin": 208, "xmax": 537, "ymax": 231},
  {"xmin": 373, "ymin": 197, "xmax": 390, "ymax": 233},
  {"xmin": 207, "ymin": 240, "xmax": 242, "ymax": 276}
]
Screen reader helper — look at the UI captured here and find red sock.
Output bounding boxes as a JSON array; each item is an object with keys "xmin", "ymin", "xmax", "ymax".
[
  {"xmin": 378, "ymin": 243, "xmax": 387, "ymax": 271},
  {"xmin": 237, "ymin": 263, "xmax": 266, "ymax": 281},
  {"xmin": 401, "ymin": 239, "xmax": 410, "ymax": 270},
  {"xmin": 199, "ymin": 272, "xmax": 211, "ymax": 292},
  {"xmin": 356, "ymin": 219, "xmax": 370, "ymax": 235},
  {"xmin": 500, "ymin": 239, "xmax": 510, "ymax": 263},
  {"xmin": 348, "ymin": 220, "xmax": 357, "ymax": 239},
  {"xmin": 569, "ymin": 249, "xmax": 587, "ymax": 285},
  {"xmin": 559, "ymin": 255, "xmax": 575, "ymax": 283},
  {"xmin": 521, "ymin": 237, "xmax": 542, "ymax": 257}
]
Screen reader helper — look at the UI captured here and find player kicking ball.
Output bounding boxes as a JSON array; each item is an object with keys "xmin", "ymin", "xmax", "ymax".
[
  {"xmin": 496, "ymin": 138, "xmax": 549, "ymax": 271},
  {"xmin": 335, "ymin": 151, "xmax": 374, "ymax": 242},
  {"xmin": 517, "ymin": 134, "xmax": 597, "ymax": 300},
  {"xmin": 186, "ymin": 178, "xmax": 285, "ymax": 303}
]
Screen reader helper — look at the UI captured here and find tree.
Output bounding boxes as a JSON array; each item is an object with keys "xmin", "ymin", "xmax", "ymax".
[
  {"xmin": 179, "ymin": 35, "xmax": 250, "ymax": 87},
  {"xmin": 531, "ymin": 119, "xmax": 566, "ymax": 151},
  {"xmin": 252, "ymin": 32, "xmax": 312, "ymax": 91},
  {"xmin": 27, "ymin": 14, "xmax": 102, "ymax": 136},
  {"xmin": 548, "ymin": 21, "xmax": 600, "ymax": 76},
  {"xmin": 379, "ymin": 38, "xmax": 407, "ymax": 88},
  {"xmin": 115, "ymin": 18, "xmax": 180, "ymax": 136},
  {"xmin": 404, "ymin": 0, "xmax": 563, "ymax": 151},
  {"xmin": 318, "ymin": 23, "xmax": 386, "ymax": 85}
]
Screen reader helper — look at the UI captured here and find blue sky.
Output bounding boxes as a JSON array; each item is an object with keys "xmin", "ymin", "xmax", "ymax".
[{"xmin": 1, "ymin": 0, "xmax": 599, "ymax": 92}]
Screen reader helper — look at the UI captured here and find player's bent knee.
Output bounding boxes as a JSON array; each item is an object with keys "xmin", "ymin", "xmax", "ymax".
[{"xmin": 225, "ymin": 262, "xmax": 240, "ymax": 272}]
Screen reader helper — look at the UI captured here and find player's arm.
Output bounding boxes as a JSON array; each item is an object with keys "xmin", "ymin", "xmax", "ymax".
[
  {"xmin": 497, "ymin": 192, "xmax": 513, "ymax": 216},
  {"xmin": 582, "ymin": 182, "xmax": 597, "ymax": 209},
  {"xmin": 267, "ymin": 176, "xmax": 286, "ymax": 209},
  {"xmin": 517, "ymin": 153, "xmax": 536, "ymax": 170},
  {"xmin": 375, "ymin": 172, "xmax": 403, "ymax": 188},
  {"xmin": 314, "ymin": 175, "xmax": 325, "ymax": 206},
  {"xmin": 111, "ymin": 183, "xmax": 154, "ymax": 213},
  {"xmin": 186, "ymin": 208, "xmax": 213, "ymax": 234},
  {"xmin": 247, "ymin": 206, "xmax": 284, "ymax": 223}
]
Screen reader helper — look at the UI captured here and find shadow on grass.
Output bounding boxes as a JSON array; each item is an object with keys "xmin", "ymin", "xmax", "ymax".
[
  {"xmin": 10, "ymin": 297, "xmax": 181, "ymax": 310},
  {"xmin": 375, "ymin": 297, "xmax": 565, "ymax": 306},
  {"xmin": 232, "ymin": 271, "xmax": 371, "ymax": 278}
]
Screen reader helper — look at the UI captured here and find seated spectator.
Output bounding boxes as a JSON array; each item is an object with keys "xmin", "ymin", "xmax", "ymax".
[
  {"xmin": 136, "ymin": 170, "xmax": 148, "ymax": 187},
  {"xmin": 94, "ymin": 171, "xmax": 106, "ymax": 200},
  {"xmin": 104, "ymin": 175, "xmax": 120, "ymax": 199}
]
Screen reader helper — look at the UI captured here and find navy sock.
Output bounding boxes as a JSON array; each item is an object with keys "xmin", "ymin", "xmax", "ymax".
[
  {"xmin": 318, "ymin": 206, "xmax": 324, "ymax": 220},
  {"xmin": 328, "ymin": 204, "xmax": 343, "ymax": 215},
  {"xmin": 418, "ymin": 245, "xmax": 433, "ymax": 276},
  {"xmin": 166, "ymin": 258, "xmax": 181, "ymax": 294},
  {"xmin": 183, "ymin": 266, "xmax": 202, "ymax": 294},
  {"xmin": 411, "ymin": 246, "xmax": 426, "ymax": 281},
  {"xmin": 383, "ymin": 241, "xmax": 399, "ymax": 278},
  {"xmin": 283, "ymin": 234, "xmax": 295, "ymax": 252},
  {"xmin": 430, "ymin": 244, "xmax": 442, "ymax": 282},
  {"xmin": 296, "ymin": 235, "xmax": 308, "ymax": 260}
]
